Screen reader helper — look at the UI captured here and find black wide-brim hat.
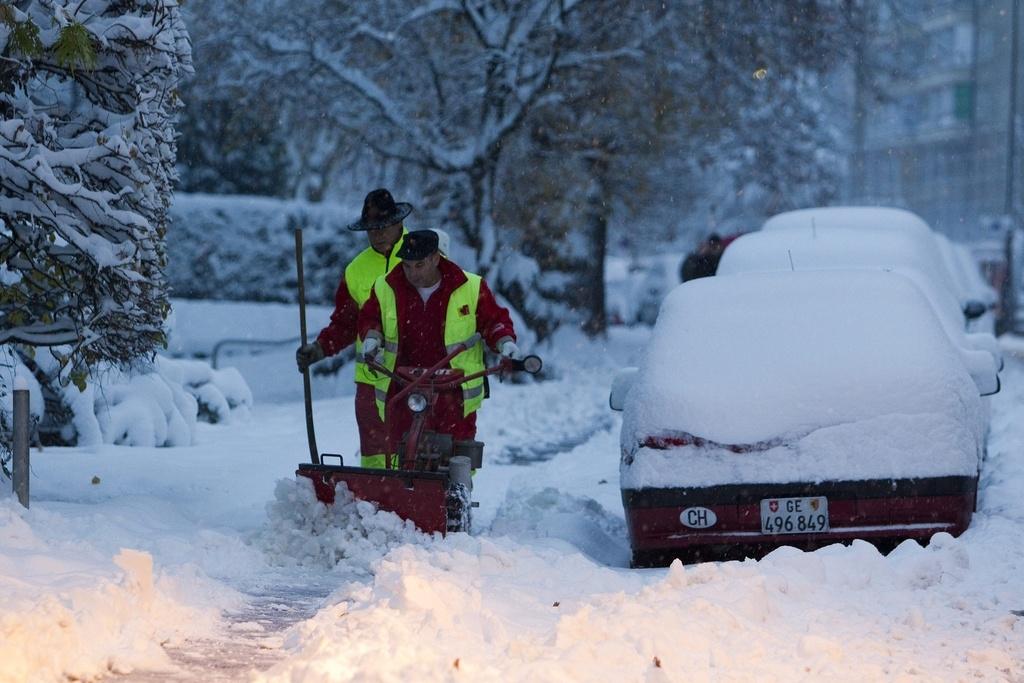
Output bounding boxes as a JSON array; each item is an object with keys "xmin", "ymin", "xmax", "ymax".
[{"xmin": 347, "ymin": 188, "xmax": 413, "ymax": 231}]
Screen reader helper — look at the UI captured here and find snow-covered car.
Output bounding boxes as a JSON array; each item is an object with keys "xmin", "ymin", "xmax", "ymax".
[
  {"xmin": 932, "ymin": 233, "xmax": 999, "ymax": 333},
  {"xmin": 762, "ymin": 205, "xmax": 933, "ymax": 237},
  {"xmin": 716, "ymin": 226, "xmax": 1003, "ymax": 382},
  {"xmin": 611, "ymin": 270, "xmax": 986, "ymax": 567},
  {"xmin": 760, "ymin": 206, "xmax": 990, "ymax": 322}
]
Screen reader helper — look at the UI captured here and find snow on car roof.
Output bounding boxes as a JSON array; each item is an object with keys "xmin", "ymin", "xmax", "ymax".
[
  {"xmin": 717, "ymin": 226, "xmax": 958, "ymax": 302},
  {"xmin": 625, "ymin": 270, "xmax": 980, "ymax": 449},
  {"xmin": 762, "ymin": 206, "xmax": 932, "ymax": 236}
]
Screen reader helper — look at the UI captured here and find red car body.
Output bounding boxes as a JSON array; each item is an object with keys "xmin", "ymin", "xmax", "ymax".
[{"xmin": 623, "ymin": 474, "xmax": 977, "ymax": 567}]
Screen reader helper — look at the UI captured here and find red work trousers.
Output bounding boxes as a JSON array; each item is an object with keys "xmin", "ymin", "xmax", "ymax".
[{"xmin": 354, "ymin": 382, "xmax": 389, "ymax": 460}]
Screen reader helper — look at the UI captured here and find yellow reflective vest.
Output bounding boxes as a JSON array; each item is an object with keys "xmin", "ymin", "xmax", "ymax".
[
  {"xmin": 371, "ymin": 270, "xmax": 486, "ymax": 421},
  {"xmin": 344, "ymin": 232, "xmax": 405, "ymax": 385}
]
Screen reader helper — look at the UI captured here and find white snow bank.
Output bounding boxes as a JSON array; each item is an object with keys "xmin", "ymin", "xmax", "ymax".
[
  {"xmin": 0, "ymin": 502, "xmax": 225, "ymax": 682},
  {"xmin": 97, "ymin": 372, "xmax": 197, "ymax": 448},
  {"xmin": 476, "ymin": 371, "xmax": 613, "ymax": 464},
  {"xmin": 256, "ymin": 478, "xmax": 428, "ymax": 574},
  {"xmin": 254, "ymin": 533, "xmax": 1022, "ymax": 682},
  {"xmin": 489, "ymin": 487, "xmax": 628, "ymax": 567},
  {"xmin": 979, "ymin": 354, "xmax": 1024, "ymax": 523},
  {"xmin": 621, "ymin": 271, "xmax": 983, "ymax": 486}
]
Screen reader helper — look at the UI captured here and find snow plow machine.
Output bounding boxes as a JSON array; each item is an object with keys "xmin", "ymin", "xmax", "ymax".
[
  {"xmin": 293, "ymin": 229, "xmax": 541, "ymax": 534},
  {"xmin": 297, "ymin": 345, "xmax": 541, "ymax": 533}
]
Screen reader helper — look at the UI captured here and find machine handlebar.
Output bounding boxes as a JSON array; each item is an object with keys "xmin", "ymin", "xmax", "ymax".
[{"xmin": 365, "ymin": 349, "xmax": 543, "ymax": 392}]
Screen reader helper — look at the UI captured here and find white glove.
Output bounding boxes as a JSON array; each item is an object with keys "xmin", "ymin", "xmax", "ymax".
[
  {"xmin": 500, "ymin": 340, "xmax": 522, "ymax": 360},
  {"xmin": 362, "ymin": 336, "xmax": 382, "ymax": 362}
]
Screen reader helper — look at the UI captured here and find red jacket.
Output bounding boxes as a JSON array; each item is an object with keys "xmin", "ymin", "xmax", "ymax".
[
  {"xmin": 316, "ymin": 276, "xmax": 360, "ymax": 356},
  {"xmin": 358, "ymin": 258, "xmax": 515, "ymax": 367}
]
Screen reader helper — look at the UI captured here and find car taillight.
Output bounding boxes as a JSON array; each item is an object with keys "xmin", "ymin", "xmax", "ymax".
[
  {"xmin": 640, "ymin": 431, "xmax": 775, "ymax": 454},
  {"xmin": 641, "ymin": 433, "xmax": 704, "ymax": 449}
]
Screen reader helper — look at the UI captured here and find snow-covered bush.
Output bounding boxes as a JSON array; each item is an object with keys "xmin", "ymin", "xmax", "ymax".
[
  {"xmin": 2, "ymin": 346, "xmax": 252, "ymax": 448},
  {"xmin": 166, "ymin": 193, "xmax": 363, "ymax": 306},
  {"xmin": 156, "ymin": 357, "xmax": 252, "ymax": 424},
  {"xmin": 74, "ymin": 368, "xmax": 198, "ymax": 448}
]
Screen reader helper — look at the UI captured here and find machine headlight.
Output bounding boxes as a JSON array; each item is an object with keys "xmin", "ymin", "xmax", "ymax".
[
  {"xmin": 522, "ymin": 355, "xmax": 543, "ymax": 374},
  {"xmin": 407, "ymin": 393, "xmax": 428, "ymax": 413}
]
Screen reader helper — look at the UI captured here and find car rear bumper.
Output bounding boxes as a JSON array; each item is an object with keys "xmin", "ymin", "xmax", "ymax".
[{"xmin": 622, "ymin": 475, "xmax": 977, "ymax": 566}]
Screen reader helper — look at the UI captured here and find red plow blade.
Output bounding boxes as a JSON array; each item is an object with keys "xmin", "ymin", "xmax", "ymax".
[{"xmin": 296, "ymin": 463, "xmax": 449, "ymax": 534}]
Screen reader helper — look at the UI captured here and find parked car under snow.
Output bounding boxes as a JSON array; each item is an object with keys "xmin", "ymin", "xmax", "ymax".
[
  {"xmin": 716, "ymin": 226, "xmax": 1003, "ymax": 384},
  {"xmin": 611, "ymin": 270, "xmax": 987, "ymax": 567},
  {"xmin": 759, "ymin": 206, "xmax": 992, "ymax": 327}
]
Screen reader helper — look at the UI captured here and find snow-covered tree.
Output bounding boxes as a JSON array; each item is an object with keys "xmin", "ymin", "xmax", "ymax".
[
  {"xmin": 213, "ymin": 1, "xmax": 644, "ymax": 271},
  {"xmin": 178, "ymin": 1, "xmax": 872, "ymax": 337},
  {"xmin": 0, "ymin": 1, "xmax": 192, "ymax": 378},
  {"xmin": 189, "ymin": 0, "xmax": 649, "ymax": 337}
]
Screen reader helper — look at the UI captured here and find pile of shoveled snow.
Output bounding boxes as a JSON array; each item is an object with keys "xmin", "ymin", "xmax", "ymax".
[
  {"xmin": 253, "ymin": 533, "xmax": 1021, "ymax": 682},
  {"xmin": 0, "ymin": 501, "xmax": 226, "ymax": 682},
  {"xmin": 488, "ymin": 487, "xmax": 628, "ymax": 567},
  {"xmin": 256, "ymin": 478, "xmax": 429, "ymax": 574}
]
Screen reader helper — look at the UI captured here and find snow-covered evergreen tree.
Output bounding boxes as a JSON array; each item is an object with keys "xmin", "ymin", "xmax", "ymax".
[{"xmin": 0, "ymin": 1, "xmax": 192, "ymax": 379}]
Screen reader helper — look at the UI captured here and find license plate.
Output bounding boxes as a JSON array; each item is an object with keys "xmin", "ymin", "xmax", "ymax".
[{"xmin": 760, "ymin": 496, "xmax": 829, "ymax": 534}]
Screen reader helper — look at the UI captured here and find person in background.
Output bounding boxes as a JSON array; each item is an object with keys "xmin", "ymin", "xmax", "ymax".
[
  {"xmin": 295, "ymin": 188, "xmax": 410, "ymax": 464},
  {"xmin": 680, "ymin": 233, "xmax": 739, "ymax": 282},
  {"xmin": 357, "ymin": 230, "xmax": 520, "ymax": 468}
]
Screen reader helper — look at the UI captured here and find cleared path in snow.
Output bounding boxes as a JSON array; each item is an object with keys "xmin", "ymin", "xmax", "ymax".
[{"xmin": 113, "ymin": 334, "xmax": 636, "ymax": 680}]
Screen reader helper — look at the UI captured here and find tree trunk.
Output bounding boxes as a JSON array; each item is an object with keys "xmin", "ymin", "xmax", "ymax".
[
  {"xmin": 581, "ymin": 150, "xmax": 610, "ymax": 337},
  {"xmin": 469, "ymin": 158, "xmax": 500, "ymax": 277}
]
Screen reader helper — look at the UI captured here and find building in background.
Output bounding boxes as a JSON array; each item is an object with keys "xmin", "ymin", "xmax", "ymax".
[{"xmin": 849, "ymin": 0, "xmax": 1022, "ymax": 243}]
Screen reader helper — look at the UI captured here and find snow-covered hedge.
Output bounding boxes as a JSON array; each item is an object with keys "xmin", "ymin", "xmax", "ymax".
[
  {"xmin": 166, "ymin": 193, "xmax": 364, "ymax": 305},
  {"xmin": 157, "ymin": 357, "xmax": 253, "ymax": 425},
  {"xmin": 64, "ymin": 365, "xmax": 199, "ymax": 448},
  {"xmin": 1, "ymin": 348, "xmax": 253, "ymax": 450}
]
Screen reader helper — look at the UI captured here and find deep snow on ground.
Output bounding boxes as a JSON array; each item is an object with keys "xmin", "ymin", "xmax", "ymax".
[{"xmin": 1, "ymin": 327, "xmax": 1023, "ymax": 682}]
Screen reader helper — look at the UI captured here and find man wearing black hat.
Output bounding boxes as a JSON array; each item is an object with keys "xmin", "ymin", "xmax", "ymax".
[
  {"xmin": 356, "ymin": 230, "xmax": 521, "ymax": 467},
  {"xmin": 295, "ymin": 188, "xmax": 411, "ymax": 465}
]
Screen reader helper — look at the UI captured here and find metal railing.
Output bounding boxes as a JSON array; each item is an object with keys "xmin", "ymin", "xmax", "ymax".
[
  {"xmin": 211, "ymin": 337, "xmax": 300, "ymax": 369},
  {"xmin": 210, "ymin": 336, "xmax": 353, "ymax": 374}
]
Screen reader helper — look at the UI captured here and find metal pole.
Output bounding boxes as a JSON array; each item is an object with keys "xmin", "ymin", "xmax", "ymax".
[
  {"xmin": 1007, "ymin": 0, "xmax": 1020, "ymax": 217},
  {"xmin": 294, "ymin": 228, "xmax": 320, "ymax": 465},
  {"xmin": 12, "ymin": 379, "xmax": 29, "ymax": 509}
]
